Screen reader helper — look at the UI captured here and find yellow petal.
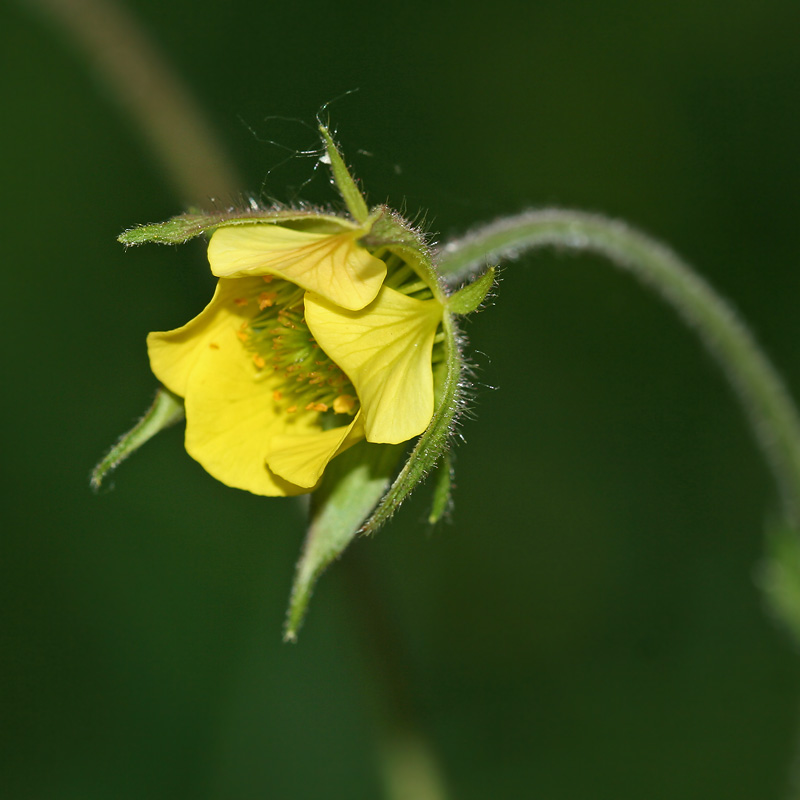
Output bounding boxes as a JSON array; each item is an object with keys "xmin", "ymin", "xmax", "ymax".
[
  {"xmin": 182, "ymin": 332, "xmax": 318, "ymax": 497},
  {"xmin": 147, "ymin": 277, "xmax": 312, "ymax": 496},
  {"xmin": 304, "ymin": 287, "xmax": 443, "ymax": 444},
  {"xmin": 147, "ymin": 277, "xmax": 264, "ymax": 397},
  {"xmin": 207, "ymin": 225, "xmax": 386, "ymax": 311},
  {"xmin": 266, "ymin": 413, "xmax": 364, "ymax": 489}
]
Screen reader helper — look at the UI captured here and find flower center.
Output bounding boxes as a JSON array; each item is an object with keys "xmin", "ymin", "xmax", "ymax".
[{"xmin": 238, "ymin": 277, "xmax": 359, "ymax": 421}]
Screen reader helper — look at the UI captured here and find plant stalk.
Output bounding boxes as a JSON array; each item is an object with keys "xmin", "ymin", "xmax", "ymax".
[
  {"xmin": 23, "ymin": 0, "xmax": 241, "ymax": 204},
  {"xmin": 343, "ymin": 545, "xmax": 450, "ymax": 800},
  {"xmin": 437, "ymin": 209, "xmax": 800, "ymax": 529}
]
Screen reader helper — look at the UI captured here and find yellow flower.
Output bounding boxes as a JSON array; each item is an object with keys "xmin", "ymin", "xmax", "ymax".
[{"xmin": 147, "ymin": 218, "xmax": 444, "ymax": 496}]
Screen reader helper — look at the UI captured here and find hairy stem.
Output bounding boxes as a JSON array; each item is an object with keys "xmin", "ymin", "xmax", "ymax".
[
  {"xmin": 437, "ymin": 209, "xmax": 800, "ymax": 528},
  {"xmin": 24, "ymin": 0, "xmax": 241, "ymax": 203}
]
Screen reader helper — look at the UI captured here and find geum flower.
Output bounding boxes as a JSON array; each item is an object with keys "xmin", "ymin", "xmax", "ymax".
[
  {"xmin": 94, "ymin": 125, "xmax": 494, "ymax": 640},
  {"xmin": 147, "ymin": 217, "xmax": 445, "ymax": 496}
]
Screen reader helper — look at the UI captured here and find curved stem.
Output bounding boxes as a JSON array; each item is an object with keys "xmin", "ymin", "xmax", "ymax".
[
  {"xmin": 24, "ymin": 0, "xmax": 242, "ymax": 203},
  {"xmin": 437, "ymin": 209, "xmax": 800, "ymax": 528}
]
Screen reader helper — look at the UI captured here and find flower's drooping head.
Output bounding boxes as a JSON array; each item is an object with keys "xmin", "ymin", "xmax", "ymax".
[
  {"xmin": 96, "ymin": 124, "xmax": 494, "ymax": 639},
  {"xmin": 147, "ymin": 205, "xmax": 445, "ymax": 496}
]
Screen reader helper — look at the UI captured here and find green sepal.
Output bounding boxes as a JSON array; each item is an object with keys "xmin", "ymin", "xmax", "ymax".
[
  {"xmin": 360, "ymin": 312, "xmax": 462, "ymax": 535},
  {"xmin": 758, "ymin": 520, "xmax": 800, "ymax": 648},
  {"xmin": 91, "ymin": 387, "xmax": 184, "ymax": 491},
  {"xmin": 283, "ymin": 254, "xmax": 462, "ymax": 638},
  {"xmin": 428, "ymin": 451, "xmax": 453, "ymax": 524},
  {"xmin": 365, "ymin": 209, "xmax": 446, "ymax": 303},
  {"xmin": 118, "ymin": 127, "xmax": 371, "ymax": 247},
  {"xmin": 284, "ymin": 311, "xmax": 463, "ymax": 639},
  {"xmin": 284, "ymin": 440, "xmax": 405, "ymax": 642},
  {"xmin": 118, "ymin": 208, "xmax": 351, "ymax": 246},
  {"xmin": 447, "ymin": 266, "xmax": 495, "ymax": 314},
  {"xmin": 318, "ymin": 124, "xmax": 370, "ymax": 224}
]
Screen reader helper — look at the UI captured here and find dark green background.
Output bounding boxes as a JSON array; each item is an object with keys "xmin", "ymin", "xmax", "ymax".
[{"xmin": 4, "ymin": 0, "xmax": 800, "ymax": 797}]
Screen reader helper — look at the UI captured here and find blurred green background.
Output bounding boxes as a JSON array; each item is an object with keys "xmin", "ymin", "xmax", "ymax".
[{"xmin": 4, "ymin": 0, "xmax": 800, "ymax": 797}]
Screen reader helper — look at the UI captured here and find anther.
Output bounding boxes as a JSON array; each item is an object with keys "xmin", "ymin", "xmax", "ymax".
[
  {"xmin": 333, "ymin": 395, "xmax": 356, "ymax": 415},
  {"xmin": 258, "ymin": 291, "xmax": 278, "ymax": 310}
]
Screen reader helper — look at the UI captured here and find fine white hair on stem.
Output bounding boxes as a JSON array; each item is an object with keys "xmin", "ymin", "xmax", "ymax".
[{"xmin": 437, "ymin": 208, "xmax": 800, "ymax": 529}]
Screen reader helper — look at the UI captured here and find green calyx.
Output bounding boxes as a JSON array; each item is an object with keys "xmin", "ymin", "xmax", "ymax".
[
  {"xmin": 91, "ymin": 387, "xmax": 184, "ymax": 491},
  {"xmin": 103, "ymin": 126, "xmax": 490, "ymax": 642},
  {"xmin": 318, "ymin": 124, "xmax": 370, "ymax": 224},
  {"xmin": 117, "ymin": 208, "xmax": 350, "ymax": 246},
  {"xmin": 284, "ymin": 212, "xmax": 471, "ymax": 639},
  {"xmin": 447, "ymin": 266, "xmax": 495, "ymax": 314}
]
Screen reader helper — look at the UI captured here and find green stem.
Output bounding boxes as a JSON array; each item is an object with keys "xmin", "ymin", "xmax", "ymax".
[
  {"xmin": 437, "ymin": 209, "xmax": 800, "ymax": 529},
  {"xmin": 343, "ymin": 547, "xmax": 450, "ymax": 800},
  {"xmin": 24, "ymin": 0, "xmax": 241, "ymax": 203}
]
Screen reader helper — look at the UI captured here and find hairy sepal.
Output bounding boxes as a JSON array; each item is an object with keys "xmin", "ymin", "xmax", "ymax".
[
  {"xmin": 365, "ymin": 209, "xmax": 445, "ymax": 302},
  {"xmin": 284, "ymin": 440, "xmax": 405, "ymax": 641},
  {"xmin": 318, "ymin": 124, "xmax": 370, "ymax": 224},
  {"xmin": 91, "ymin": 387, "xmax": 184, "ymax": 490},
  {"xmin": 360, "ymin": 312, "xmax": 463, "ymax": 536},
  {"xmin": 284, "ymin": 311, "xmax": 463, "ymax": 639},
  {"xmin": 118, "ymin": 208, "xmax": 350, "ymax": 246},
  {"xmin": 447, "ymin": 266, "xmax": 496, "ymax": 314},
  {"xmin": 428, "ymin": 450, "xmax": 454, "ymax": 524}
]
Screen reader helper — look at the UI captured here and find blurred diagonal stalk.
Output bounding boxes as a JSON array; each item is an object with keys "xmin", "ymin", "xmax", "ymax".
[
  {"xmin": 344, "ymin": 546, "xmax": 450, "ymax": 800},
  {"xmin": 23, "ymin": 0, "xmax": 241, "ymax": 203}
]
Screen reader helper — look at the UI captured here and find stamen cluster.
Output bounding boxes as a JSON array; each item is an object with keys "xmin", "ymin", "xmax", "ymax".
[{"xmin": 237, "ymin": 276, "xmax": 358, "ymax": 421}]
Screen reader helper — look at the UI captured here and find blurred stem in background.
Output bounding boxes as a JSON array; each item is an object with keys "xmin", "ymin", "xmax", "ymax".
[
  {"xmin": 26, "ymin": 0, "xmax": 450, "ymax": 797},
  {"xmin": 344, "ymin": 548, "xmax": 450, "ymax": 800},
  {"xmin": 23, "ymin": 0, "xmax": 241, "ymax": 204}
]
